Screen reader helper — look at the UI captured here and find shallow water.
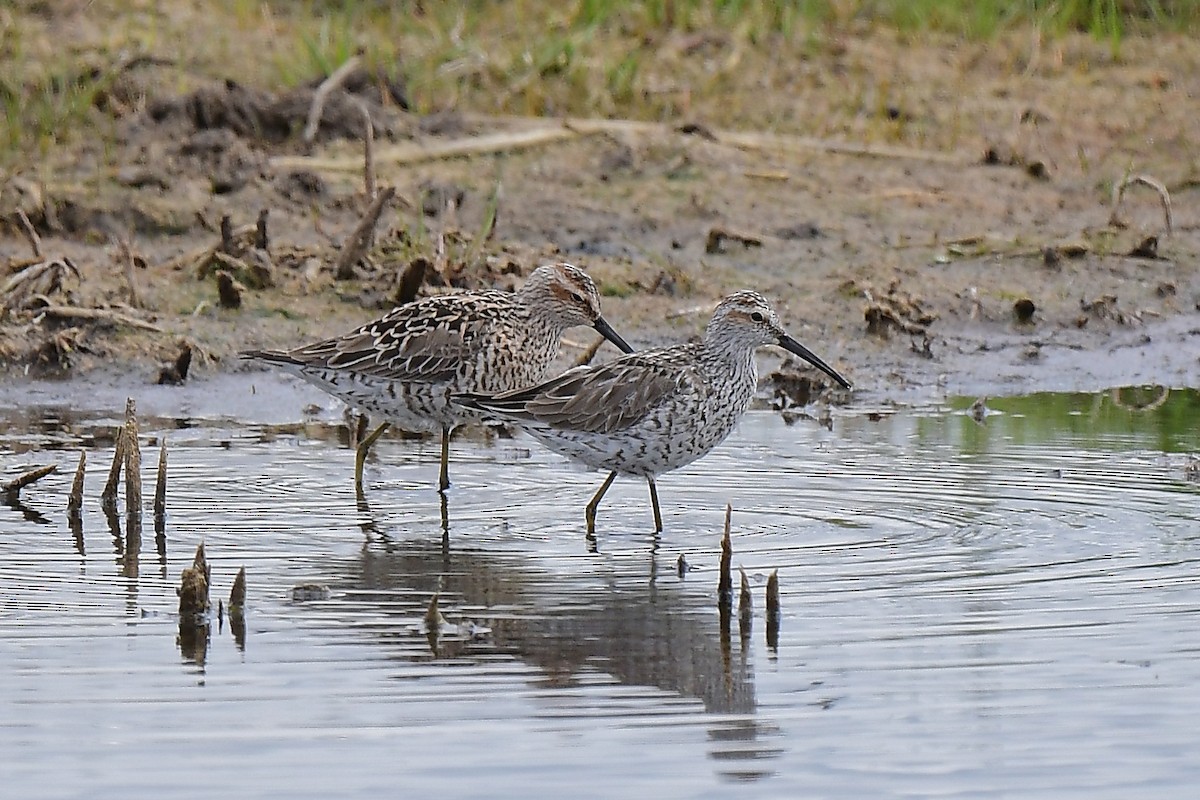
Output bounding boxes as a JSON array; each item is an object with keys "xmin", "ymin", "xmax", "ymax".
[{"xmin": 2, "ymin": 382, "xmax": 1199, "ymax": 798}]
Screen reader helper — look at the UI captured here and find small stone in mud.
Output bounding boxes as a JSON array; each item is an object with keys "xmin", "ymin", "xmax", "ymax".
[
  {"xmin": 1025, "ymin": 160, "xmax": 1050, "ymax": 180},
  {"xmin": 1128, "ymin": 236, "xmax": 1160, "ymax": 260},
  {"xmin": 1013, "ymin": 298, "xmax": 1036, "ymax": 324},
  {"xmin": 420, "ymin": 181, "xmax": 466, "ymax": 217},
  {"xmin": 157, "ymin": 342, "xmax": 193, "ymax": 385},
  {"xmin": 216, "ymin": 270, "xmax": 243, "ymax": 309},
  {"xmin": 773, "ymin": 222, "xmax": 822, "ymax": 240},
  {"xmin": 1156, "ymin": 282, "xmax": 1176, "ymax": 298}
]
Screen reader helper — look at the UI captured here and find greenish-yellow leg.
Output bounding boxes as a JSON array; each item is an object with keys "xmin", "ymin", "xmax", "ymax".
[
  {"xmin": 354, "ymin": 422, "xmax": 391, "ymax": 491},
  {"xmin": 585, "ymin": 471, "xmax": 618, "ymax": 534}
]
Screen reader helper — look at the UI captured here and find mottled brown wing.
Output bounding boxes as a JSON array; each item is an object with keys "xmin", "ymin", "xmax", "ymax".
[
  {"xmin": 497, "ymin": 347, "xmax": 698, "ymax": 434},
  {"xmin": 289, "ymin": 294, "xmax": 509, "ymax": 383}
]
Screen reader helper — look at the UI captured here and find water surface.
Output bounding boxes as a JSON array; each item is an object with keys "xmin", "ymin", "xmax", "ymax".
[{"xmin": 2, "ymin": 382, "xmax": 1199, "ymax": 798}]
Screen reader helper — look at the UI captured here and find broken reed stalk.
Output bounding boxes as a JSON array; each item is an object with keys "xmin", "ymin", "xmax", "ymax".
[
  {"xmin": 154, "ymin": 438, "xmax": 167, "ymax": 518},
  {"xmin": 334, "ymin": 185, "xmax": 396, "ymax": 280},
  {"xmin": 738, "ymin": 567, "xmax": 752, "ymax": 639},
  {"xmin": 123, "ymin": 398, "xmax": 142, "ymax": 519},
  {"xmin": 303, "ymin": 55, "xmax": 362, "ymax": 145},
  {"xmin": 255, "ymin": 208, "xmax": 269, "ymax": 250},
  {"xmin": 178, "ymin": 542, "xmax": 211, "ymax": 621},
  {"xmin": 100, "ymin": 429, "xmax": 125, "ymax": 511},
  {"xmin": 2, "ymin": 463, "xmax": 57, "ymax": 497},
  {"xmin": 228, "ymin": 566, "xmax": 246, "ymax": 612},
  {"xmin": 1109, "ymin": 173, "xmax": 1173, "ymax": 235},
  {"xmin": 718, "ymin": 504, "xmax": 733, "ymax": 607},
  {"xmin": 38, "ymin": 304, "xmax": 164, "ymax": 332},
  {"xmin": 117, "ymin": 237, "xmax": 141, "ymax": 309},
  {"xmin": 219, "ymin": 214, "xmax": 234, "ymax": 253},
  {"xmin": 766, "ymin": 569, "xmax": 780, "ymax": 649},
  {"xmin": 67, "ymin": 450, "xmax": 86, "ymax": 517}
]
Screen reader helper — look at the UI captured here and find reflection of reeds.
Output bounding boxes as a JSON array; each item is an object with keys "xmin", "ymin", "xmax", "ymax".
[{"xmin": 766, "ymin": 569, "xmax": 780, "ymax": 651}]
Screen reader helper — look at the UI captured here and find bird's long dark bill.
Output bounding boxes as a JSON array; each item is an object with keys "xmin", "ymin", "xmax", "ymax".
[
  {"xmin": 778, "ymin": 334, "xmax": 851, "ymax": 389},
  {"xmin": 593, "ymin": 316, "xmax": 635, "ymax": 354}
]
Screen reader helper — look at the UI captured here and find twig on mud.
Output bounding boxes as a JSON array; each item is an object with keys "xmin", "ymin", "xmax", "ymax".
[
  {"xmin": 273, "ymin": 126, "xmax": 580, "ymax": 172},
  {"xmin": 3, "ymin": 463, "xmax": 58, "ymax": 497},
  {"xmin": 37, "ymin": 304, "xmax": 165, "ymax": 333},
  {"xmin": 2, "ymin": 257, "xmax": 81, "ymax": 312},
  {"xmin": 219, "ymin": 215, "xmax": 234, "ymax": 254},
  {"xmin": 1109, "ymin": 174, "xmax": 1173, "ymax": 235},
  {"xmin": 160, "ymin": 224, "xmax": 258, "ymax": 273},
  {"xmin": 274, "ymin": 115, "xmax": 964, "ymax": 176},
  {"xmin": 705, "ymin": 227, "xmax": 763, "ymax": 254},
  {"xmin": 15, "ymin": 209, "xmax": 42, "ymax": 259},
  {"xmin": 362, "ymin": 102, "xmax": 376, "ymax": 200},
  {"xmin": 334, "ymin": 185, "xmax": 396, "ymax": 280},
  {"xmin": 303, "ymin": 55, "xmax": 362, "ymax": 146},
  {"xmin": 255, "ymin": 209, "xmax": 270, "ymax": 250},
  {"xmin": 116, "ymin": 238, "xmax": 142, "ymax": 309}
]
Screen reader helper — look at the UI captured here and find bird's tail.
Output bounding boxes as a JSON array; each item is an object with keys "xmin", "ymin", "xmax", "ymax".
[{"xmin": 239, "ymin": 349, "xmax": 302, "ymax": 366}]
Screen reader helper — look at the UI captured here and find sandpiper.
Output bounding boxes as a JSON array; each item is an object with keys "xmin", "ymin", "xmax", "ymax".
[
  {"xmin": 242, "ymin": 262, "xmax": 633, "ymax": 491},
  {"xmin": 454, "ymin": 290, "xmax": 850, "ymax": 533}
]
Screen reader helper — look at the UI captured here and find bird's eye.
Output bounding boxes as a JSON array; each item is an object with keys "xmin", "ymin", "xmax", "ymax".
[{"xmin": 750, "ymin": 311, "xmax": 765, "ymax": 323}]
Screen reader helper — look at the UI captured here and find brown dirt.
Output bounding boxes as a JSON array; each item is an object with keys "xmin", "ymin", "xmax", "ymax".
[{"xmin": 2, "ymin": 24, "xmax": 1198, "ymax": 404}]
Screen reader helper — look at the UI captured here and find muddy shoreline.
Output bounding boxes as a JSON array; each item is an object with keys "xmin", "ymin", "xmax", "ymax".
[{"xmin": 3, "ymin": 26, "xmax": 1198, "ymax": 407}]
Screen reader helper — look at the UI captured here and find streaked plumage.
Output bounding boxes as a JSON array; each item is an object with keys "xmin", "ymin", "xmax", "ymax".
[
  {"xmin": 455, "ymin": 291, "xmax": 851, "ymax": 532},
  {"xmin": 242, "ymin": 262, "xmax": 632, "ymax": 490}
]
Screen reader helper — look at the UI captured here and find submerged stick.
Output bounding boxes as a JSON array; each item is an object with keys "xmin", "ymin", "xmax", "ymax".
[
  {"xmin": 153, "ymin": 438, "xmax": 167, "ymax": 518},
  {"xmin": 123, "ymin": 398, "xmax": 142, "ymax": 519},
  {"xmin": 717, "ymin": 504, "xmax": 733, "ymax": 607},
  {"xmin": 766, "ymin": 569, "xmax": 780, "ymax": 650},
  {"xmin": 229, "ymin": 567, "xmax": 246, "ymax": 612},
  {"xmin": 100, "ymin": 429, "xmax": 124, "ymax": 511},
  {"xmin": 67, "ymin": 450, "xmax": 86, "ymax": 517},
  {"xmin": 738, "ymin": 567, "xmax": 752, "ymax": 640},
  {"xmin": 178, "ymin": 542, "xmax": 211, "ymax": 621},
  {"xmin": 2, "ymin": 463, "xmax": 57, "ymax": 497}
]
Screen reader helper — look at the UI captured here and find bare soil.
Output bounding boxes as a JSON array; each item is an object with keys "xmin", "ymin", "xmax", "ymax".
[{"xmin": 3, "ymin": 24, "xmax": 1198, "ymax": 405}]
